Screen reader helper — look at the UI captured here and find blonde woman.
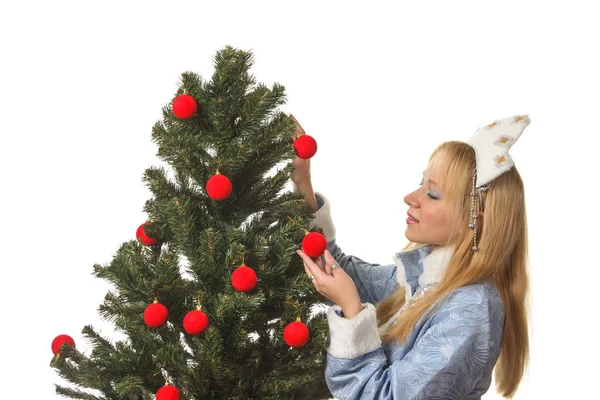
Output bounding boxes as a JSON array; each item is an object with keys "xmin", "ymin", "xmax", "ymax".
[{"xmin": 293, "ymin": 115, "xmax": 530, "ymax": 399}]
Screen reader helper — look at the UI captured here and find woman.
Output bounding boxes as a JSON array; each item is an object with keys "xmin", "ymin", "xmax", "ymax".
[{"xmin": 292, "ymin": 114, "xmax": 530, "ymax": 399}]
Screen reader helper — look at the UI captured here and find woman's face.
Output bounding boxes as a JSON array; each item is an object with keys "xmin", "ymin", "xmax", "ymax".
[{"xmin": 404, "ymin": 155, "xmax": 457, "ymax": 248}]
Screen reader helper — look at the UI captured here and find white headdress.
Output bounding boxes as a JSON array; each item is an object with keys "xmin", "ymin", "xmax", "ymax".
[{"xmin": 466, "ymin": 114, "xmax": 531, "ymax": 250}]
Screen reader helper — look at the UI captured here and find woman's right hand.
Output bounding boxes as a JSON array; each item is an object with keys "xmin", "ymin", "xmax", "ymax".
[
  {"xmin": 290, "ymin": 114, "xmax": 318, "ymax": 211},
  {"xmin": 290, "ymin": 114, "xmax": 312, "ymax": 187}
]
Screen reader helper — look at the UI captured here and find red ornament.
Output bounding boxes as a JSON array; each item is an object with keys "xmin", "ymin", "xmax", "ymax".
[
  {"xmin": 183, "ymin": 309, "xmax": 209, "ymax": 335},
  {"xmin": 51, "ymin": 334, "xmax": 75, "ymax": 355},
  {"xmin": 283, "ymin": 320, "xmax": 310, "ymax": 348},
  {"xmin": 206, "ymin": 172, "xmax": 232, "ymax": 200},
  {"xmin": 293, "ymin": 135, "xmax": 318, "ymax": 159},
  {"xmin": 136, "ymin": 222, "xmax": 159, "ymax": 246},
  {"xmin": 302, "ymin": 232, "xmax": 328, "ymax": 258},
  {"xmin": 156, "ymin": 385, "xmax": 181, "ymax": 400},
  {"xmin": 231, "ymin": 265, "xmax": 257, "ymax": 292},
  {"xmin": 144, "ymin": 299, "xmax": 168, "ymax": 328},
  {"xmin": 172, "ymin": 93, "xmax": 197, "ymax": 119}
]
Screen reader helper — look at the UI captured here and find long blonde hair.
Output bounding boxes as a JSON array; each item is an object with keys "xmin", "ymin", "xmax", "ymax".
[{"xmin": 377, "ymin": 141, "xmax": 530, "ymax": 398}]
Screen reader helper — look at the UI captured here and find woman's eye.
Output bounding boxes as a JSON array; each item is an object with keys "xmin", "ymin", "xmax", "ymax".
[{"xmin": 427, "ymin": 193, "xmax": 439, "ymax": 200}]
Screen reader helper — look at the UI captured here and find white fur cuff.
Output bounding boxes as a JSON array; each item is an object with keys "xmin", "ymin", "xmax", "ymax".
[
  {"xmin": 292, "ymin": 185, "xmax": 336, "ymax": 242},
  {"xmin": 326, "ymin": 303, "xmax": 382, "ymax": 359},
  {"xmin": 312, "ymin": 192, "xmax": 336, "ymax": 242}
]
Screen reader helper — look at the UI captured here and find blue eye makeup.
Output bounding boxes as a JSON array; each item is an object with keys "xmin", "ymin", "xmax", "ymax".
[{"xmin": 419, "ymin": 177, "xmax": 440, "ymax": 200}]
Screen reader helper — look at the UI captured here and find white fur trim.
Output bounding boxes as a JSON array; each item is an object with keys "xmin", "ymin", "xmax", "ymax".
[
  {"xmin": 392, "ymin": 254, "xmax": 415, "ymax": 304},
  {"xmin": 310, "ymin": 192, "xmax": 336, "ymax": 242},
  {"xmin": 418, "ymin": 246, "xmax": 454, "ymax": 287},
  {"xmin": 291, "ymin": 185, "xmax": 336, "ymax": 242},
  {"xmin": 326, "ymin": 303, "xmax": 381, "ymax": 359}
]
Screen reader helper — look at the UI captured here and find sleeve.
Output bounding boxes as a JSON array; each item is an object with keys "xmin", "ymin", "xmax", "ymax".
[
  {"xmin": 309, "ymin": 191, "xmax": 399, "ymax": 305},
  {"xmin": 327, "ymin": 240, "xmax": 398, "ymax": 306},
  {"xmin": 324, "ymin": 291, "xmax": 496, "ymax": 400}
]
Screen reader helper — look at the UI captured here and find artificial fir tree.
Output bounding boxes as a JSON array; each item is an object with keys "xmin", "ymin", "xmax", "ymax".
[{"xmin": 51, "ymin": 46, "xmax": 332, "ymax": 399}]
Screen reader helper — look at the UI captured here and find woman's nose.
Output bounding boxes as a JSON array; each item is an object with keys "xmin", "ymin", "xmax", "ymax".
[{"xmin": 404, "ymin": 190, "xmax": 419, "ymax": 208}]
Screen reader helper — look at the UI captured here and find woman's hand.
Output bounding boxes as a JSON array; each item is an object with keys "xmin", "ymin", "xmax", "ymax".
[
  {"xmin": 289, "ymin": 114, "xmax": 318, "ymax": 211},
  {"xmin": 296, "ymin": 249, "xmax": 364, "ymax": 319},
  {"xmin": 290, "ymin": 114, "xmax": 312, "ymax": 187}
]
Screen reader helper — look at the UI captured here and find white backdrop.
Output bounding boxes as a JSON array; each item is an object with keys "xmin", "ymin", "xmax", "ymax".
[{"xmin": 1, "ymin": 1, "xmax": 598, "ymax": 398}]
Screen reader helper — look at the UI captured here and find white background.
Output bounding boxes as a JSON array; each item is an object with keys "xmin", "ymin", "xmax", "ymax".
[{"xmin": 1, "ymin": 1, "xmax": 598, "ymax": 398}]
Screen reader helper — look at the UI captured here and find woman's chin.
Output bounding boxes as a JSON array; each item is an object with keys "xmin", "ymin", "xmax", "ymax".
[{"xmin": 404, "ymin": 231, "xmax": 420, "ymax": 243}]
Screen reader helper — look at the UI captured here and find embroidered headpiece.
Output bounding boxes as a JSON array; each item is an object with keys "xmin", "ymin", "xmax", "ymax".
[
  {"xmin": 467, "ymin": 114, "xmax": 531, "ymax": 188},
  {"xmin": 465, "ymin": 114, "xmax": 531, "ymax": 250}
]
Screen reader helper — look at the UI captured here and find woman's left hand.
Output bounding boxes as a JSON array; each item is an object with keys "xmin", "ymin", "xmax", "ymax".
[{"xmin": 296, "ymin": 249, "xmax": 364, "ymax": 319}]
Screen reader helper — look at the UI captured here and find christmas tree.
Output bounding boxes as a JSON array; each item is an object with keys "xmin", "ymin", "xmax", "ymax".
[{"xmin": 51, "ymin": 46, "xmax": 331, "ymax": 399}]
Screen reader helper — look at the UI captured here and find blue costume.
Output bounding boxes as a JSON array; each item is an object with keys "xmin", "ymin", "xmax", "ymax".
[{"xmin": 311, "ymin": 192, "xmax": 505, "ymax": 400}]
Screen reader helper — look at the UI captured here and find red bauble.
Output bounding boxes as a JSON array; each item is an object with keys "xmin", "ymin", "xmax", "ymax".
[
  {"xmin": 206, "ymin": 173, "xmax": 232, "ymax": 200},
  {"xmin": 231, "ymin": 265, "xmax": 257, "ymax": 292},
  {"xmin": 51, "ymin": 334, "xmax": 75, "ymax": 355},
  {"xmin": 156, "ymin": 385, "xmax": 181, "ymax": 400},
  {"xmin": 136, "ymin": 222, "xmax": 159, "ymax": 246},
  {"xmin": 293, "ymin": 135, "xmax": 318, "ymax": 159},
  {"xmin": 183, "ymin": 309, "xmax": 209, "ymax": 335},
  {"xmin": 144, "ymin": 301, "xmax": 168, "ymax": 328},
  {"xmin": 283, "ymin": 320, "xmax": 310, "ymax": 348},
  {"xmin": 172, "ymin": 93, "xmax": 197, "ymax": 120},
  {"xmin": 302, "ymin": 232, "xmax": 328, "ymax": 258}
]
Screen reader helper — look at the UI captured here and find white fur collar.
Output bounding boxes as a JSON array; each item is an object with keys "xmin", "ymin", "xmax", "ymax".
[{"xmin": 392, "ymin": 245, "xmax": 454, "ymax": 304}]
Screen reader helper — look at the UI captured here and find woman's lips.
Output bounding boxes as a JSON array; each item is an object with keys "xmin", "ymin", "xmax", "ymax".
[{"xmin": 407, "ymin": 212, "xmax": 419, "ymax": 224}]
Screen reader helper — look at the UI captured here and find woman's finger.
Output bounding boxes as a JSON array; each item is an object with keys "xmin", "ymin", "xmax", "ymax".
[
  {"xmin": 303, "ymin": 262, "xmax": 314, "ymax": 282},
  {"xmin": 323, "ymin": 250, "xmax": 337, "ymax": 275},
  {"xmin": 315, "ymin": 256, "xmax": 325, "ymax": 271},
  {"xmin": 290, "ymin": 114, "xmax": 305, "ymax": 137},
  {"xmin": 319, "ymin": 253, "xmax": 331, "ymax": 275},
  {"xmin": 296, "ymin": 250, "xmax": 325, "ymax": 280},
  {"xmin": 323, "ymin": 260, "xmax": 332, "ymax": 276}
]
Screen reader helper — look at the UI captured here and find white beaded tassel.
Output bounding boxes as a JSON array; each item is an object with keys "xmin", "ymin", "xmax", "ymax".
[
  {"xmin": 469, "ymin": 173, "xmax": 478, "ymax": 250},
  {"xmin": 469, "ymin": 172, "xmax": 489, "ymax": 251}
]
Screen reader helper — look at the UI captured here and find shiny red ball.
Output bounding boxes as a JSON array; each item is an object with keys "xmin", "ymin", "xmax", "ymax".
[
  {"xmin": 136, "ymin": 222, "xmax": 159, "ymax": 246},
  {"xmin": 302, "ymin": 232, "xmax": 328, "ymax": 258},
  {"xmin": 144, "ymin": 302, "xmax": 168, "ymax": 328},
  {"xmin": 172, "ymin": 93, "xmax": 197, "ymax": 119},
  {"xmin": 283, "ymin": 321, "xmax": 310, "ymax": 348},
  {"xmin": 183, "ymin": 309, "xmax": 209, "ymax": 335},
  {"xmin": 156, "ymin": 385, "xmax": 181, "ymax": 400},
  {"xmin": 293, "ymin": 135, "xmax": 318, "ymax": 159},
  {"xmin": 206, "ymin": 174, "xmax": 232, "ymax": 200},
  {"xmin": 231, "ymin": 265, "xmax": 257, "ymax": 292},
  {"xmin": 51, "ymin": 334, "xmax": 75, "ymax": 355}
]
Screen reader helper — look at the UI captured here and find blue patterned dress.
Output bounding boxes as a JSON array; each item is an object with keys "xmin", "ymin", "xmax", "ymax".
[{"xmin": 310, "ymin": 192, "xmax": 505, "ymax": 399}]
